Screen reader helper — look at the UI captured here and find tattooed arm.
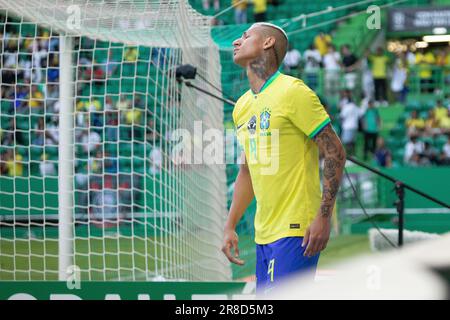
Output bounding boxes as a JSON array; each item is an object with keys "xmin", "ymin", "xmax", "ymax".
[
  {"xmin": 314, "ymin": 124, "xmax": 346, "ymax": 218},
  {"xmin": 302, "ymin": 123, "xmax": 346, "ymax": 257}
]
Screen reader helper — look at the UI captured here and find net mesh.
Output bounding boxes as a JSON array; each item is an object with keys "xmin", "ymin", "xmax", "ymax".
[{"xmin": 0, "ymin": 0, "xmax": 230, "ymax": 281}]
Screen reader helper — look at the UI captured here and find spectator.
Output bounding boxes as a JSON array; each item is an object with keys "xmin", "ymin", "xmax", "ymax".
[
  {"xmin": 116, "ymin": 95, "xmax": 131, "ymax": 111},
  {"xmin": 32, "ymin": 40, "xmax": 48, "ymax": 83},
  {"xmin": 361, "ymin": 100, "xmax": 381, "ymax": 160},
  {"xmin": 123, "ymin": 47, "xmax": 138, "ymax": 62},
  {"xmin": 302, "ymin": 43, "xmax": 321, "ymax": 90},
  {"xmin": 47, "ymin": 53, "xmax": 59, "ymax": 83},
  {"xmin": 323, "ymin": 44, "xmax": 341, "ymax": 97},
  {"xmin": 405, "ymin": 110, "xmax": 425, "ymax": 137},
  {"xmin": 440, "ymin": 109, "xmax": 450, "ymax": 134},
  {"xmin": 405, "ymin": 48, "xmax": 416, "ymax": 66},
  {"xmin": 125, "ymin": 108, "xmax": 142, "ymax": 125},
  {"xmin": 203, "ymin": 0, "xmax": 220, "ymax": 11},
  {"xmin": 18, "ymin": 51, "xmax": 32, "ymax": 82},
  {"xmin": 4, "ymin": 148, "xmax": 24, "ymax": 176},
  {"xmin": 340, "ymin": 44, "xmax": 359, "ymax": 90},
  {"xmin": 149, "ymin": 144, "xmax": 163, "ymax": 175},
  {"xmin": 75, "ymin": 100, "xmax": 88, "ymax": 128},
  {"xmin": 102, "ymin": 175, "xmax": 120, "ymax": 225},
  {"xmin": 39, "ymin": 153, "xmax": 56, "ymax": 176},
  {"xmin": 104, "ymin": 96, "xmax": 114, "ymax": 111},
  {"xmin": 232, "ymin": 0, "xmax": 247, "ymax": 24},
  {"xmin": 424, "ymin": 109, "xmax": 440, "ymax": 137},
  {"xmin": 339, "ymin": 94, "xmax": 361, "ymax": 155},
  {"xmin": 15, "ymin": 84, "xmax": 30, "ymax": 111},
  {"xmin": 338, "ymin": 89, "xmax": 352, "ymax": 110},
  {"xmin": 444, "ymin": 94, "xmax": 450, "ymax": 110},
  {"xmin": 415, "ymin": 48, "xmax": 436, "ymax": 93},
  {"xmin": 80, "ymin": 128, "xmax": 101, "ymax": 154},
  {"xmin": 31, "ymin": 117, "xmax": 45, "ymax": 146},
  {"xmin": 3, "ymin": 39, "xmax": 18, "ymax": 69},
  {"xmin": 48, "ymin": 36, "xmax": 59, "ymax": 52},
  {"xmin": 46, "ymin": 115, "xmax": 59, "ymax": 145},
  {"xmin": 439, "ymin": 135, "xmax": 450, "ymax": 165},
  {"xmin": 1, "ymin": 118, "xmax": 25, "ymax": 146},
  {"xmin": 45, "ymin": 84, "xmax": 59, "ymax": 113},
  {"xmin": 89, "ymin": 181, "xmax": 104, "ymax": 222},
  {"xmin": 368, "ymin": 47, "xmax": 389, "ymax": 106},
  {"xmin": 86, "ymin": 99, "xmax": 103, "ymax": 127},
  {"xmin": 134, "ymin": 94, "xmax": 145, "ymax": 110},
  {"xmin": 442, "ymin": 47, "xmax": 450, "ymax": 85},
  {"xmin": 89, "ymin": 150, "xmax": 104, "ymax": 177},
  {"xmin": 0, "ymin": 150, "xmax": 8, "ymax": 175},
  {"xmin": 105, "ymin": 109, "xmax": 119, "ymax": 142},
  {"xmin": 314, "ymin": 32, "xmax": 332, "ymax": 57},
  {"xmin": 283, "ymin": 43, "xmax": 301, "ymax": 74},
  {"xmin": 361, "ymin": 52, "xmax": 374, "ymax": 100},
  {"xmin": 390, "ymin": 52, "xmax": 408, "ymax": 103},
  {"xmin": 252, "ymin": 0, "xmax": 267, "ymax": 22},
  {"xmin": 404, "ymin": 135, "xmax": 424, "ymax": 165},
  {"xmin": 92, "ymin": 65, "xmax": 105, "ymax": 87},
  {"xmin": 104, "ymin": 152, "xmax": 118, "ymax": 174},
  {"xmin": 436, "ymin": 48, "xmax": 448, "ymax": 67},
  {"xmin": 420, "ymin": 141, "xmax": 439, "ymax": 166},
  {"xmin": 434, "ymin": 99, "xmax": 448, "ymax": 124},
  {"xmin": 374, "ymin": 137, "xmax": 392, "ymax": 167}
]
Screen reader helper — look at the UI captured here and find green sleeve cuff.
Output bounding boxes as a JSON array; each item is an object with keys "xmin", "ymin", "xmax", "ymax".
[{"xmin": 308, "ymin": 117, "xmax": 331, "ymax": 139}]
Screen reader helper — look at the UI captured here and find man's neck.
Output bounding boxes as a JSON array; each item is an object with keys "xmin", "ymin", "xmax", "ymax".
[{"xmin": 246, "ymin": 56, "xmax": 278, "ymax": 94}]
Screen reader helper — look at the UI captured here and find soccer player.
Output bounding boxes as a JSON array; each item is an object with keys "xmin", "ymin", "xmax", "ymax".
[{"xmin": 222, "ymin": 23, "xmax": 346, "ymax": 295}]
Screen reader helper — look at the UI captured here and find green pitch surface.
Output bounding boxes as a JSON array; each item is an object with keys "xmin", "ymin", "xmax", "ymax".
[
  {"xmin": 318, "ymin": 234, "xmax": 371, "ymax": 267},
  {"xmin": 0, "ymin": 237, "xmax": 186, "ymax": 281},
  {"xmin": 1, "ymin": 234, "xmax": 370, "ymax": 281}
]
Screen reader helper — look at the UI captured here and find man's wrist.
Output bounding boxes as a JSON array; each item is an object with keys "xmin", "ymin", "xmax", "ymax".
[
  {"xmin": 318, "ymin": 202, "xmax": 334, "ymax": 220},
  {"xmin": 224, "ymin": 221, "xmax": 237, "ymax": 232}
]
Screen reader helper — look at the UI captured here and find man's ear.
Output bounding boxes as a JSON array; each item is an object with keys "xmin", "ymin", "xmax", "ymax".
[{"xmin": 263, "ymin": 36, "xmax": 276, "ymax": 50}]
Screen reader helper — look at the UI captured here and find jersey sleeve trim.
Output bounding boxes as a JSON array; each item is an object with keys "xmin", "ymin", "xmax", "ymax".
[{"xmin": 308, "ymin": 117, "xmax": 331, "ymax": 139}]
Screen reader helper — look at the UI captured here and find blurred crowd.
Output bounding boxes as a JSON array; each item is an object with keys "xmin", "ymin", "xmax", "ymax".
[
  {"xmin": 281, "ymin": 32, "xmax": 450, "ymax": 167},
  {"xmin": 0, "ymin": 26, "xmax": 168, "ymax": 221},
  {"xmin": 283, "ymin": 33, "xmax": 450, "ymax": 102},
  {"xmin": 2, "ymin": 11, "xmax": 450, "ymax": 189},
  {"xmin": 404, "ymin": 99, "xmax": 450, "ymax": 166}
]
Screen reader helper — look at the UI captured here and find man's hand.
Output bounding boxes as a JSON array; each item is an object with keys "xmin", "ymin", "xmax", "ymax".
[
  {"xmin": 302, "ymin": 215, "xmax": 331, "ymax": 257},
  {"xmin": 222, "ymin": 228, "xmax": 245, "ymax": 265}
]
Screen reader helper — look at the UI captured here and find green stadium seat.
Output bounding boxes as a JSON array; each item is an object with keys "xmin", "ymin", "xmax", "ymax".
[{"xmin": 119, "ymin": 142, "xmax": 132, "ymax": 157}]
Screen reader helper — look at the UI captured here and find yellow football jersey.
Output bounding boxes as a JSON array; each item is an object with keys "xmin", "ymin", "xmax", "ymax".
[{"xmin": 233, "ymin": 71, "xmax": 330, "ymax": 244}]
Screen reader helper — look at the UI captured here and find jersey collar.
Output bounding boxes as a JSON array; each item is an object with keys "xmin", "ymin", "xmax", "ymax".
[{"xmin": 251, "ymin": 70, "xmax": 281, "ymax": 97}]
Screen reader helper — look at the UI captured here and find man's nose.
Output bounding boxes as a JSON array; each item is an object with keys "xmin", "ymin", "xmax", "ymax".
[{"xmin": 232, "ymin": 39, "xmax": 241, "ymax": 48}]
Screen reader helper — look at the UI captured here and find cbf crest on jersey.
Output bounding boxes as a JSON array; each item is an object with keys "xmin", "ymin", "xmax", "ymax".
[{"xmin": 260, "ymin": 107, "xmax": 271, "ymax": 130}]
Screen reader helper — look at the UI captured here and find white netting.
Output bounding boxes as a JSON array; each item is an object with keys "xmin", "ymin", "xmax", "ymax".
[{"xmin": 0, "ymin": 0, "xmax": 230, "ymax": 281}]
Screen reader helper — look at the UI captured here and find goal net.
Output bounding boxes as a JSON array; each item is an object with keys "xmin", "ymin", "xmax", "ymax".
[{"xmin": 0, "ymin": 0, "xmax": 230, "ymax": 281}]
